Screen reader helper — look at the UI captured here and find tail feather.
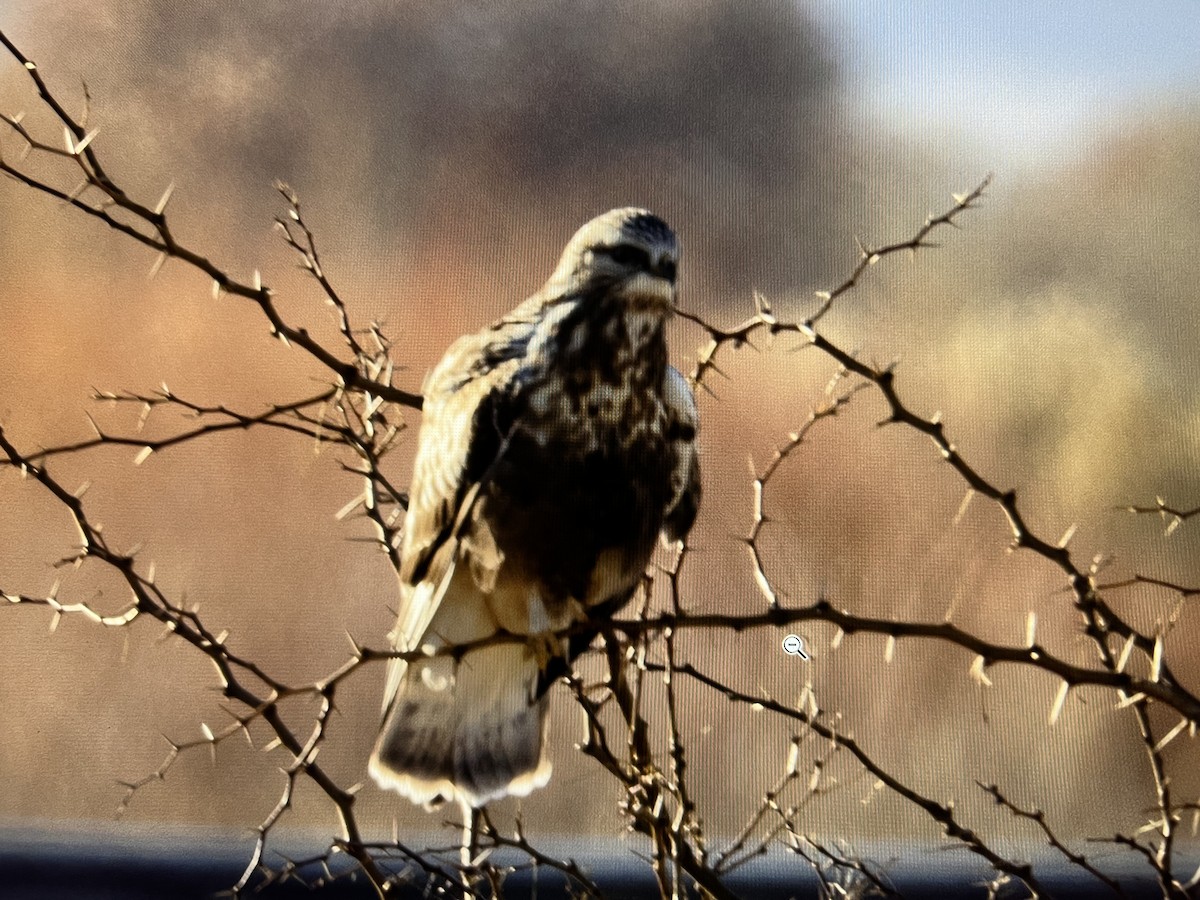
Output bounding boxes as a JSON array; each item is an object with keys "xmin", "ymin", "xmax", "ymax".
[{"xmin": 369, "ymin": 643, "xmax": 551, "ymax": 808}]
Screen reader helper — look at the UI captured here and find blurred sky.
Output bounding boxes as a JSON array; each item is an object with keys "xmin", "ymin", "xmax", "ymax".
[{"xmin": 825, "ymin": 1, "xmax": 1200, "ymax": 168}]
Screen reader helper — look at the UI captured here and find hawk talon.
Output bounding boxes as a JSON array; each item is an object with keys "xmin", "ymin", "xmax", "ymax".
[
  {"xmin": 566, "ymin": 597, "xmax": 590, "ymax": 624},
  {"xmin": 526, "ymin": 629, "xmax": 565, "ymax": 671}
]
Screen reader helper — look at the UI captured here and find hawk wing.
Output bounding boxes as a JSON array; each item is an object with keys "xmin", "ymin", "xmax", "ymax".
[
  {"xmin": 662, "ymin": 364, "xmax": 701, "ymax": 542},
  {"xmin": 371, "ymin": 302, "xmax": 568, "ymax": 807},
  {"xmin": 382, "ymin": 309, "xmax": 537, "ymax": 708}
]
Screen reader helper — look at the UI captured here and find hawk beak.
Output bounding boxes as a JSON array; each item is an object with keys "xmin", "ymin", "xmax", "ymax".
[{"xmin": 621, "ymin": 270, "xmax": 677, "ymax": 313}]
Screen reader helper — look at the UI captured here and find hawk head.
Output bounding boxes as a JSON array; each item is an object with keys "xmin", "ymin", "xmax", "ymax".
[{"xmin": 545, "ymin": 207, "xmax": 680, "ymax": 315}]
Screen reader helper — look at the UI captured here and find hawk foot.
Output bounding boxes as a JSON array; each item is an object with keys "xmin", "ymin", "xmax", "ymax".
[{"xmin": 525, "ymin": 628, "xmax": 564, "ymax": 670}]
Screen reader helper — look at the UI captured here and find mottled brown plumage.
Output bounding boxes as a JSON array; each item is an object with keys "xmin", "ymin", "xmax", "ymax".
[{"xmin": 369, "ymin": 208, "xmax": 700, "ymax": 808}]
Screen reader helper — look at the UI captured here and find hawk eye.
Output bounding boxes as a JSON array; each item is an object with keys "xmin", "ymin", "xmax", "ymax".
[{"xmin": 606, "ymin": 244, "xmax": 651, "ymax": 270}]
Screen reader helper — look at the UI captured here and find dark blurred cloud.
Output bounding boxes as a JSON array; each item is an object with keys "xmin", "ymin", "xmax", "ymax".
[{"xmin": 16, "ymin": 0, "xmax": 882, "ymax": 307}]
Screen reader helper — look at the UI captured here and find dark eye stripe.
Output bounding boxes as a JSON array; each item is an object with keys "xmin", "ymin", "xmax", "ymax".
[{"xmin": 605, "ymin": 244, "xmax": 652, "ymax": 269}]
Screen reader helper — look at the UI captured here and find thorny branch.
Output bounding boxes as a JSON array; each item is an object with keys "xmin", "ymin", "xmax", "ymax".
[
  {"xmin": 679, "ymin": 170, "xmax": 1195, "ymax": 893},
  {"xmin": 3, "ymin": 27, "xmax": 1199, "ymax": 899},
  {"xmin": 1122, "ymin": 497, "xmax": 1200, "ymax": 537},
  {"xmin": 979, "ymin": 782, "xmax": 1125, "ymax": 896},
  {"xmin": 17, "ymin": 386, "xmax": 343, "ymax": 465},
  {"xmin": 0, "ymin": 29, "xmax": 422, "ymax": 410},
  {"xmin": 659, "ymin": 659, "xmax": 1052, "ymax": 898},
  {"xmin": 0, "ymin": 426, "xmax": 392, "ymax": 897}
]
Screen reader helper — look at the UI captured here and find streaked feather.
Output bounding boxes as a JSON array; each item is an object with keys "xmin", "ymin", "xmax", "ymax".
[{"xmin": 370, "ymin": 208, "xmax": 700, "ymax": 807}]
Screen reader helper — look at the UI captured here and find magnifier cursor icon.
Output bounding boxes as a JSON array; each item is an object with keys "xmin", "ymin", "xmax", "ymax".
[{"xmin": 782, "ymin": 634, "xmax": 809, "ymax": 659}]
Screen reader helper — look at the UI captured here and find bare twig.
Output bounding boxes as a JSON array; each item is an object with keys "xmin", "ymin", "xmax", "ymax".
[
  {"xmin": 979, "ymin": 782, "xmax": 1125, "ymax": 896},
  {"xmin": 0, "ymin": 29, "xmax": 422, "ymax": 410}
]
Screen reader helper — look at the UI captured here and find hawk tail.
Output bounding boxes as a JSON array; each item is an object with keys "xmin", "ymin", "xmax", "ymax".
[{"xmin": 368, "ymin": 643, "xmax": 552, "ymax": 808}]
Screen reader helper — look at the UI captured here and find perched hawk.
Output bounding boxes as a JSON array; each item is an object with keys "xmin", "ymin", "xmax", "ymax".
[{"xmin": 369, "ymin": 208, "xmax": 701, "ymax": 808}]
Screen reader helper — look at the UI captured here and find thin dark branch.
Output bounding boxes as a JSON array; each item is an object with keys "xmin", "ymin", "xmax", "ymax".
[
  {"xmin": 979, "ymin": 782, "xmax": 1125, "ymax": 896},
  {"xmin": 665, "ymin": 661, "xmax": 1051, "ymax": 899},
  {"xmin": 0, "ymin": 29, "xmax": 422, "ymax": 410}
]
